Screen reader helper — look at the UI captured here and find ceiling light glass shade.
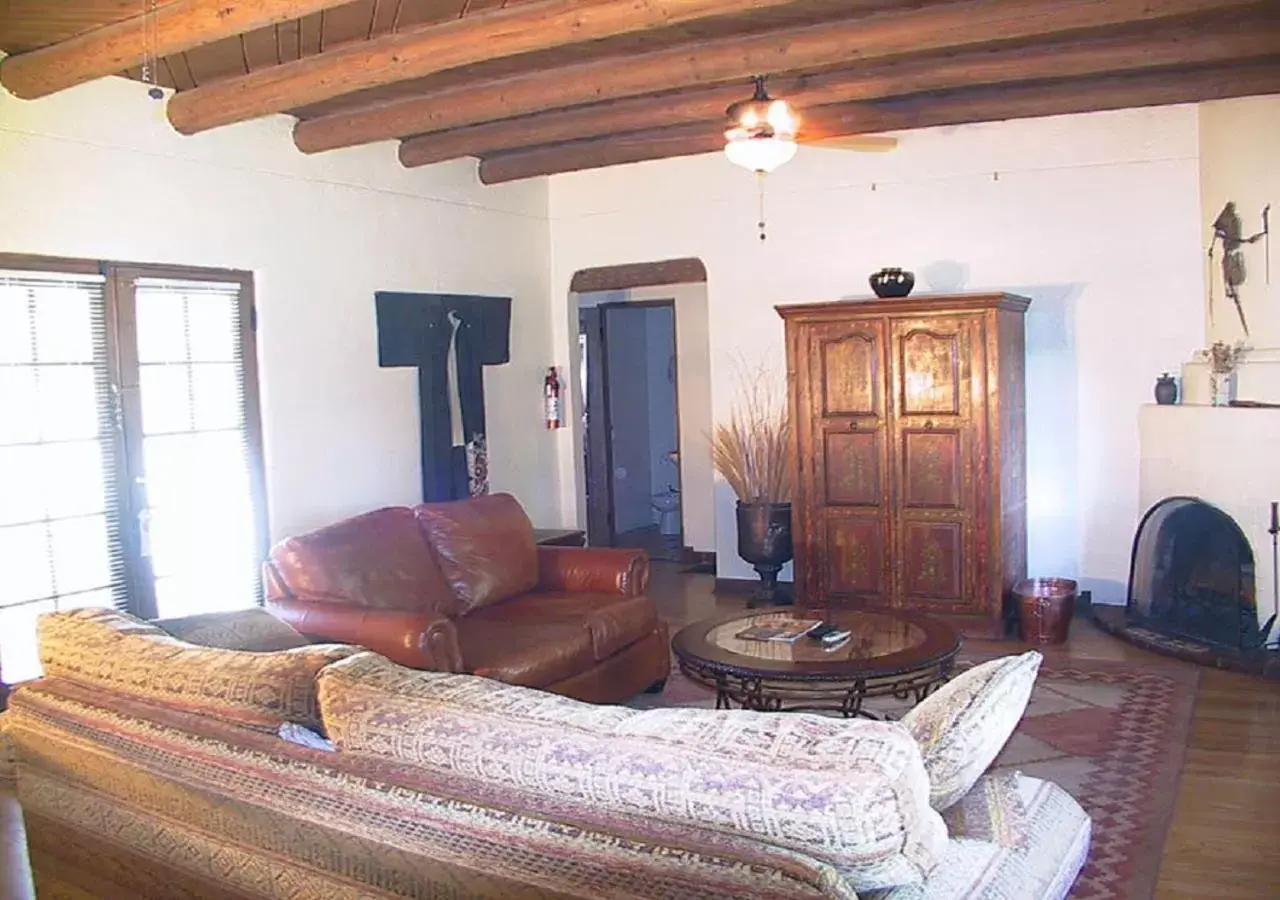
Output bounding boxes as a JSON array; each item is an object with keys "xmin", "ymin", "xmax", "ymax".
[{"xmin": 723, "ymin": 135, "xmax": 798, "ymax": 173}]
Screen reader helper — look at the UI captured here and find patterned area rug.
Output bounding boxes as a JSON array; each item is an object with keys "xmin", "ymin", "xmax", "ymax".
[{"xmin": 631, "ymin": 655, "xmax": 1200, "ymax": 900}]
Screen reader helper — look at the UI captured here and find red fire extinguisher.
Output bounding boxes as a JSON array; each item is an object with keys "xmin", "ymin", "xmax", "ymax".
[{"xmin": 544, "ymin": 367, "xmax": 563, "ymax": 429}]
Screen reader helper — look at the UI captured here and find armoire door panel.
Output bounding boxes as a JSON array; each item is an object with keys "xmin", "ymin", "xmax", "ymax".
[
  {"xmin": 902, "ymin": 521, "xmax": 964, "ymax": 602},
  {"xmin": 896, "ymin": 324, "xmax": 966, "ymax": 418},
  {"xmin": 901, "ymin": 429, "xmax": 963, "ymax": 509},
  {"xmin": 822, "ymin": 513, "xmax": 888, "ymax": 601},
  {"xmin": 823, "ymin": 429, "xmax": 883, "ymax": 506},
  {"xmin": 817, "ymin": 327, "xmax": 884, "ymax": 418}
]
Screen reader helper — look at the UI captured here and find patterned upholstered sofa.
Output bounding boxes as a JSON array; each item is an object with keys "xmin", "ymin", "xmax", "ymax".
[{"xmin": 0, "ymin": 608, "xmax": 1090, "ymax": 899}]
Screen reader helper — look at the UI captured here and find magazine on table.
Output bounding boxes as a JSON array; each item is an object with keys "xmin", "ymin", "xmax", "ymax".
[{"xmin": 735, "ymin": 617, "xmax": 823, "ymax": 643}]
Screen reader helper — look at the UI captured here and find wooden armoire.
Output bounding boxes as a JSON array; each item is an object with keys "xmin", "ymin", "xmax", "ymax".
[{"xmin": 777, "ymin": 293, "xmax": 1029, "ymax": 637}]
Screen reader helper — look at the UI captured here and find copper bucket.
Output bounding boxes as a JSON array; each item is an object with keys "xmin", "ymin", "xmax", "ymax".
[{"xmin": 1014, "ymin": 578, "xmax": 1078, "ymax": 645}]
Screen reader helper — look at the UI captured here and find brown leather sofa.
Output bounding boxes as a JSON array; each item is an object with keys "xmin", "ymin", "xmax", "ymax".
[{"xmin": 263, "ymin": 493, "xmax": 670, "ymax": 704}]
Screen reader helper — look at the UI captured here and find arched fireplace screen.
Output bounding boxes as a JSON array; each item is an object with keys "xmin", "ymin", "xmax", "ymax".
[{"xmin": 1127, "ymin": 497, "xmax": 1263, "ymax": 650}]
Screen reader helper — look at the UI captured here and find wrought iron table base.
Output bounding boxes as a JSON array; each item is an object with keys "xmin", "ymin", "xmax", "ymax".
[{"xmin": 677, "ymin": 658, "xmax": 955, "ymax": 719}]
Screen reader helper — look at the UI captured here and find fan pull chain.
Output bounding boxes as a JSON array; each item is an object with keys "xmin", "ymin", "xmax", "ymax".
[
  {"xmin": 757, "ymin": 170, "xmax": 768, "ymax": 241},
  {"xmin": 142, "ymin": 0, "xmax": 163, "ymax": 100}
]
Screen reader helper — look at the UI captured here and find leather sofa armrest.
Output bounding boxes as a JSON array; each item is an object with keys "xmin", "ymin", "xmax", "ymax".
[
  {"xmin": 536, "ymin": 546, "xmax": 650, "ymax": 597},
  {"xmin": 266, "ymin": 598, "xmax": 464, "ymax": 673}
]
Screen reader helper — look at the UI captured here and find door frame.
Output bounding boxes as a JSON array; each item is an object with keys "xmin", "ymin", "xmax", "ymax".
[
  {"xmin": 578, "ymin": 298, "xmax": 683, "ymax": 549},
  {"xmin": 579, "ymin": 305, "xmax": 615, "ymax": 547}
]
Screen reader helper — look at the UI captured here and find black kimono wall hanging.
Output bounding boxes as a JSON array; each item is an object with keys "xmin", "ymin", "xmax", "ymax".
[{"xmin": 375, "ymin": 292, "xmax": 512, "ymax": 502}]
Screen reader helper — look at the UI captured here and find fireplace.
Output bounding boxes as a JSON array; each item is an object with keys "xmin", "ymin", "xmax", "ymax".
[
  {"xmin": 1126, "ymin": 497, "xmax": 1266, "ymax": 651},
  {"xmin": 1105, "ymin": 384, "xmax": 1280, "ymax": 677}
]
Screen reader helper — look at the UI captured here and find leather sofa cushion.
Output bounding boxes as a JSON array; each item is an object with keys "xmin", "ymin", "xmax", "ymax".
[
  {"xmin": 269, "ymin": 507, "xmax": 455, "ymax": 614},
  {"xmin": 466, "ymin": 592, "xmax": 658, "ymax": 661},
  {"xmin": 414, "ymin": 494, "xmax": 538, "ymax": 615},
  {"xmin": 38, "ymin": 608, "xmax": 356, "ymax": 732},
  {"xmin": 318, "ymin": 653, "xmax": 948, "ymax": 892},
  {"xmin": 454, "ymin": 617, "xmax": 595, "ymax": 688}
]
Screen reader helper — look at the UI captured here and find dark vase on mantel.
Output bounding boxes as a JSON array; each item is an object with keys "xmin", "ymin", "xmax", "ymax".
[
  {"xmin": 1154, "ymin": 373, "xmax": 1178, "ymax": 405},
  {"xmin": 736, "ymin": 501, "xmax": 794, "ymax": 606}
]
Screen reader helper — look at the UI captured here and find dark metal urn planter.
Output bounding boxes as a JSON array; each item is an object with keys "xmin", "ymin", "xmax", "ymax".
[{"xmin": 736, "ymin": 501, "xmax": 794, "ymax": 606}]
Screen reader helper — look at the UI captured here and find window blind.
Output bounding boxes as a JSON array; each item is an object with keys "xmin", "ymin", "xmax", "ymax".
[
  {"xmin": 0, "ymin": 268, "xmax": 128, "ymax": 684},
  {"xmin": 130, "ymin": 276, "xmax": 261, "ymax": 619}
]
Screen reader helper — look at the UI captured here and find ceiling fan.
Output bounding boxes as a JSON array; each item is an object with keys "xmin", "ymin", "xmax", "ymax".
[
  {"xmin": 723, "ymin": 76, "xmax": 897, "ymax": 241},
  {"xmin": 722, "ymin": 76, "xmax": 898, "ymax": 173}
]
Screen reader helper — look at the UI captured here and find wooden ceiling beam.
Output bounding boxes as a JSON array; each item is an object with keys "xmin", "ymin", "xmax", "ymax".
[
  {"xmin": 0, "ymin": 1, "xmax": 351, "ymax": 100},
  {"xmin": 164, "ymin": 0, "xmax": 818, "ymax": 135},
  {"xmin": 475, "ymin": 60, "xmax": 1280, "ymax": 184},
  {"xmin": 399, "ymin": 16, "xmax": 1280, "ymax": 167},
  {"xmin": 293, "ymin": 0, "xmax": 1258, "ymax": 154}
]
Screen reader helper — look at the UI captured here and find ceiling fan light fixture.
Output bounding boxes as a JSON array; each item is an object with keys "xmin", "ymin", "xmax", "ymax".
[
  {"xmin": 723, "ymin": 135, "xmax": 797, "ymax": 173},
  {"xmin": 724, "ymin": 76, "xmax": 797, "ymax": 173}
]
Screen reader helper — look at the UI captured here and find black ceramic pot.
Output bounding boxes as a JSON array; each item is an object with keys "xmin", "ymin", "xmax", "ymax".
[
  {"xmin": 869, "ymin": 268, "xmax": 915, "ymax": 298},
  {"xmin": 736, "ymin": 501, "xmax": 794, "ymax": 606},
  {"xmin": 1154, "ymin": 373, "xmax": 1178, "ymax": 405}
]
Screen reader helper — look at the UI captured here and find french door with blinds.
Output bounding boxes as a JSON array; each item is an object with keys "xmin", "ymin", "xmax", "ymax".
[{"xmin": 0, "ymin": 256, "xmax": 265, "ymax": 685}]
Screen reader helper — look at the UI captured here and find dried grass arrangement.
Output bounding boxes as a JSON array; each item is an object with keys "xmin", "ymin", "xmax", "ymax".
[{"xmin": 711, "ymin": 364, "xmax": 792, "ymax": 504}]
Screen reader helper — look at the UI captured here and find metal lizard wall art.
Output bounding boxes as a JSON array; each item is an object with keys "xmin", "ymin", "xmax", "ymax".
[{"xmin": 1208, "ymin": 201, "xmax": 1270, "ymax": 335}]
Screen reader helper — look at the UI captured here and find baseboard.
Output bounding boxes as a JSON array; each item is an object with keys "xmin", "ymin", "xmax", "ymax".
[
  {"xmin": 714, "ymin": 577, "xmax": 795, "ymax": 603},
  {"xmin": 681, "ymin": 547, "xmax": 715, "ymax": 566}
]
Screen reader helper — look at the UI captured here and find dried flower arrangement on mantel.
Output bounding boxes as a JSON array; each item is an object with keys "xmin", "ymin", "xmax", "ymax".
[{"xmin": 1196, "ymin": 341, "xmax": 1249, "ymax": 406}]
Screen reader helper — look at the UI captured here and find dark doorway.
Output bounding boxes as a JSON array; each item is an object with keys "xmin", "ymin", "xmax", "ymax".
[
  {"xmin": 1127, "ymin": 496, "xmax": 1264, "ymax": 650},
  {"xmin": 579, "ymin": 300, "xmax": 681, "ymax": 559}
]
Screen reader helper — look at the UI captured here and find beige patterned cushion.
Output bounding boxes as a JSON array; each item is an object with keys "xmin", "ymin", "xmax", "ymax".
[
  {"xmin": 155, "ymin": 608, "xmax": 310, "ymax": 651},
  {"xmin": 899, "ymin": 651, "xmax": 1042, "ymax": 812},
  {"xmin": 866, "ymin": 775, "xmax": 1090, "ymax": 900},
  {"xmin": 0, "ymin": 713, "xmax": 14, "ymax": 783},
  {"xmin": 940, "ymin": 770, "xmax": 1026, "ymax": 848},
  {"xmin": 38, "ymin": 608, "xmax": 356, "ymax": 732},
  {"xmin": 319, "ymin": 652, "xmax": 947, "ymax": 892}
]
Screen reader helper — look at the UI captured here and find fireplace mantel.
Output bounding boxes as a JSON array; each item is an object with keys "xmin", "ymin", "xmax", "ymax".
[{"xmin": 1138, "ymin": 404, "xmax": 1280, "ymax": 629}]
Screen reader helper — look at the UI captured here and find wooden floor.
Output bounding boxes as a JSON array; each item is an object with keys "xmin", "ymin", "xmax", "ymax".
[{"xmin": 3, "ymin": 564, "xmax": 1278, "ymax": 898}]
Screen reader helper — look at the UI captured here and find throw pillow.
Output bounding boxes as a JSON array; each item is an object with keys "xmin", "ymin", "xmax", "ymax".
[
  {"xmin": 413, "ymin": 493, "xmax": 538, "ymax": 614},
  {"xmin": 38, "ymin": 608, "xmax": 356, "ymax": 732},
  {"xmin": 899, "ymin": 650, "xmax": 1042, "ymax": 812},
  {"xmin": 155, "ymin": 608, "xmax": 310, "ymax": 651},
  {"xmin": 940, "ymin": 771, "xmax": 1027, "ymax": 848}
]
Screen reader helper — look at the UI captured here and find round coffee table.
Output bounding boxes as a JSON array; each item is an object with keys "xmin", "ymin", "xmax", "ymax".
[{"xmin": 672, "ymin": 608, "xmax": 961, "ymax": 718}]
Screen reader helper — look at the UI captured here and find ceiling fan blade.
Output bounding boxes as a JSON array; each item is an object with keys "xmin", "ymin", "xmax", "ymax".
[{"xmin": 804, "ymin": 135, "xmax": 899, "ymax": 152}]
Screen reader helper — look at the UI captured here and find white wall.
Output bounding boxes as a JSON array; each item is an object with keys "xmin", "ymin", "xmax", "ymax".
[
  {"xmin": 1199, "ymin": 94, "xmax": 1280, "ymax": 348},
  {"xmin": 0, "ymin": 76, "xmax": 555, "ymax": 540},
  {"xmin": 549, "ymin": 106, "xmax": 1207, "ymax": 599}
]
